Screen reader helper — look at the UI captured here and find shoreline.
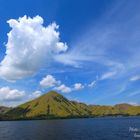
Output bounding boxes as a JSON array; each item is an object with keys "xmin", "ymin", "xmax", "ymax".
[{"xmin": 0, "ymin": 115, "xmax": 140, "ymax": 122}]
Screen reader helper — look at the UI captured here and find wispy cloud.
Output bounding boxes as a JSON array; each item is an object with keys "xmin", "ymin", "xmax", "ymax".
[
  {"xmin": 100, "ymin": 71, "xmax": 117, "ymax": 80},
  {"xmin": 128, "ymin": 90, "xmax": 140, "ymax": 97},
  {"xmin": 1, "ymin": 1, "xmax": 140, "ymax": 105},
  {"xmin": 128, "ymin": 102, "xmax": 139, "ymax": 106},
  {"xmin": 54, "ymin": 1, "xmax": 140, "ymax": 84},
  {"xmin": 130, "ymin": 76, "xmax": 140, "ymax": 82},
  {"xmin": 88, "ymin": 81, "xmax": 96, "ymax": 88}
]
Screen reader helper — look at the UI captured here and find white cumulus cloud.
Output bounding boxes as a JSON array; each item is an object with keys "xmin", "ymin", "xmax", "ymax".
[
  {"xmin": 40, "ymin": 75, "xmax": 85, "ymax": 93},
  {"xmin": 0, "ymin": 87, "xmax": 25, "ymax": 101},
  {"xmin": 73, "ymin": 83, "xmax": 84, "ymax": 90},
  {"xmin": 54, "ymin": 84, "xmax": 72, "ymax": 93},
  {"xmin": 40, "ymin": 75, "xmax": 61, "ymax": 88},
  {"xmin": 0, "ymin": 15, "xmax": 68, "ymax": 81},
  {"xmin": 29, "ymin": 90, "xmax": 42, "ymax": 100}
]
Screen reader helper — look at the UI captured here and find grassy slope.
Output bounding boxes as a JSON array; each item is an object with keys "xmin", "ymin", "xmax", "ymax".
[
  {"xmin": 4, "ymin": 91, "xmax": 140, "ymax": 120},
  {"xmin": 89, "ymin": 104, "xmax": 140, "ymax": 116},
  {"xmin": 7, "ymin": 91, "xmax": 90, "ymax": 119}
]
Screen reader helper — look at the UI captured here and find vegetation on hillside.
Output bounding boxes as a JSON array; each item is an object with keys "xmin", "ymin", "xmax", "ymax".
[{"xmin": 0, "ymin": 91, "xmax": 140, "ymax": 120}]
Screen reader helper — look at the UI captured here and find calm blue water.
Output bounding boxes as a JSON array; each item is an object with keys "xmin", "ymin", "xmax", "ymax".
[{"xmin": 0, "ymin": 117, "xmax": 140, "ymax": 140}]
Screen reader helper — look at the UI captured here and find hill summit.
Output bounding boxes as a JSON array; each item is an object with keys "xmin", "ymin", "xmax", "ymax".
[
  {"xmin": 1, "ymin": 91, "xmax": 140, "ymax": 120},
  {"xmin": 6, "ymin": 91, "xmax": 91, "ymax": 119}
]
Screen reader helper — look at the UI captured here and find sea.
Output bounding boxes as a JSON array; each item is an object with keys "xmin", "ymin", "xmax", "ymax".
[{"xmin": 0, "ymin": 117, "xmax": 140, "ymax": 140}]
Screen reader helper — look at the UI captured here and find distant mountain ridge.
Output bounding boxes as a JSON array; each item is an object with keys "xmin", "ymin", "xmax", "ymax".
[
  {"xmin": 0, "ymin": 106, "xmax": 10, "ymax": 114},
  {"xmin": 0, "ymin": 91, "xmax": 140, "ymax": 120}
]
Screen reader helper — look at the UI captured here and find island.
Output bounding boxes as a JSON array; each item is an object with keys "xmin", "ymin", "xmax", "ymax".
[{"xmin": 0, "ymin": 91, "xmax": 140, "ymax": 120}]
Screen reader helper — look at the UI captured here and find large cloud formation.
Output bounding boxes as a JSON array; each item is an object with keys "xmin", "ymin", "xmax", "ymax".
[{"xmin": 0, "ymin": 16, "xmax": 68, "ymax": 81}]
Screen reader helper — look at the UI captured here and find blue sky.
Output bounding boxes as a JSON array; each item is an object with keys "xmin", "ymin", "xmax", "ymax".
[{"xmin": 0, "ymin": 0, "xmax": 140, "ymax": 106}]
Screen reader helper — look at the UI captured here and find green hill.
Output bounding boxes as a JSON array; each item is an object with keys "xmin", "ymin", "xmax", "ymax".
[
  {"xmin": 6, "ymin": 91, "xmax": 91, "ymax": 119},
  {"xmin": 89, "ymin": 104, "xmax": 140, "ymax": 116},
  {"xmin": 2, "ymin": 91, "xmax": 140, "ymax": 120}
]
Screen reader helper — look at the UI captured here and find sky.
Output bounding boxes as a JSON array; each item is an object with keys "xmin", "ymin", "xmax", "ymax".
[{"xmin": 0, "ymin": 0, "xmax": 140, "ymax": 106}]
